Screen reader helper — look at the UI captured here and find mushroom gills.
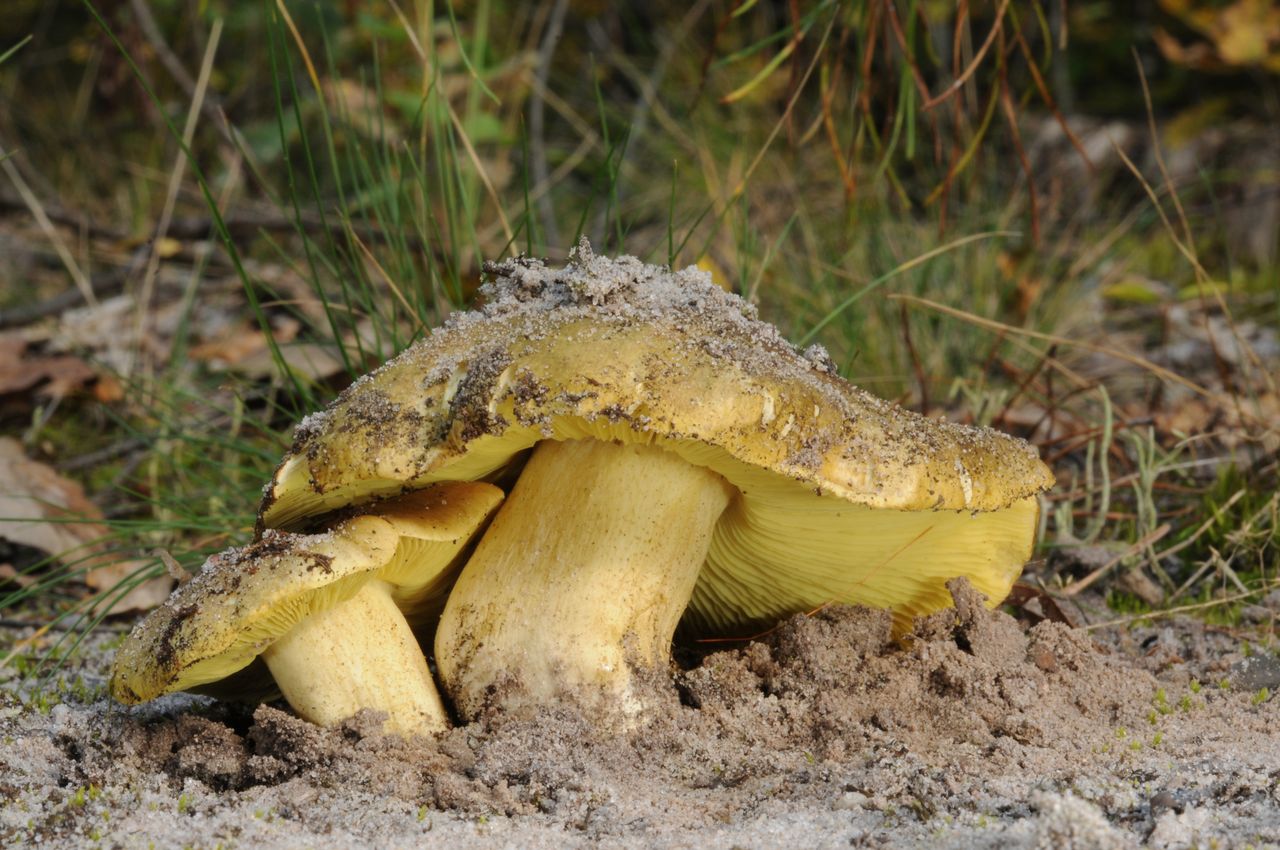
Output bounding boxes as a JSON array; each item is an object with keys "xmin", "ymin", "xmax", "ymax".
[
  {"xmin": 688, "ymin": 465, "xmax": 1042, "ymax": 636},
  {"xmin": 435, "ymin": 438, "xmax": 733, "ymax": 721}
]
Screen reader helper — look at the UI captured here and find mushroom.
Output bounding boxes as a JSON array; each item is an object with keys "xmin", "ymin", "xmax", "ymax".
[
  {"xmin": 252, "ymin": 241, "xmax": 1054, "ymax": 723},
  {"xmin": 110, "ymin": 482, "xmax": 503, "ymax": 736}
]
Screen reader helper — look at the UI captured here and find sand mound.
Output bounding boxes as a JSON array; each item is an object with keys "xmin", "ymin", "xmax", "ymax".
[{"xmin": 3, "ymin": 579, "xmax": 1277, "ymax": 848}]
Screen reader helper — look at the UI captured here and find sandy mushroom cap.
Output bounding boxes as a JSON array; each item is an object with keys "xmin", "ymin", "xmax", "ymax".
[
  {"xmin": 110, "ymin": 482, "xmax": 502, "ymax": 706},
  {"xmin": 260, "ymin": 245, "xmax": 1052, "ymax": 637}
]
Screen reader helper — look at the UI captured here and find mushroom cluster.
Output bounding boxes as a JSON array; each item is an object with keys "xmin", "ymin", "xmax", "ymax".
[{"xmin": 111, "ymin": 242, "xmax": 1054, "ymax": 736}]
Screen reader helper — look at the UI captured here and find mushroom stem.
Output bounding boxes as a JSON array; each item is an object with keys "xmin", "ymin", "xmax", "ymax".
[
  {"xmin": 435, "ymin": 439, "xmax": 733, "ymax": 721},
  {"xmin": 261, "ymin": 579, "xmax": 449, "ymax": 736}
]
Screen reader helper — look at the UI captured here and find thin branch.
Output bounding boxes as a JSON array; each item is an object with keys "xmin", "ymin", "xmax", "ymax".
[
  {"xmin": 529, "ymin": 0, "xmax": 570, "ymax": 249},
  {"xmin": 1060, "ymin": 524, "xmax": 1171, "ymax": 597},
  {"xmin": 0, "ymin": 150, "xmax": 96, "ymax": 307},
  {"xmin": 132, "ymin": 18, "xmax": 223, "ymax": 373},
  {"xmin": 998, "ymin": 60, "xmax": 1039, "ymax": 243},
  {"xmin": 923, "ymin": 0, "xmax": 1009, "ymax": 110},
  {"xmin": 127, "ymin": 0, "xmax": 236, "ymax": 149},
  {"xmin": 1010, "ymin": 21, "xmax": 1093, "ymax": 172},
  {"xmin": 1084, "ymin": 581, "xmax": 1279, "ymax": 632},
  {"xmin": 881, "ymin": 0, "xmax": 931, "ymax": 102},
  {"xmin": 888, "ymin": 293, "xmax": 1251, "ymax": 416}
]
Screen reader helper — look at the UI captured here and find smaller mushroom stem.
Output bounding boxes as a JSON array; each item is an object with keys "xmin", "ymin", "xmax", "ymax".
[
  {"xmin": 261, "ymin": 579, "xmax": 448, "ymax": 736},
  {"xmin": 435, "ymin": 438, "xmax": 733, "ymax": 721}
]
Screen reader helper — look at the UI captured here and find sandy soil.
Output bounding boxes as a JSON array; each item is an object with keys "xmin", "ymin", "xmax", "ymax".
[{"xmin": 2, "ymin": 580, "xmax": 1278, "ymax": 850}]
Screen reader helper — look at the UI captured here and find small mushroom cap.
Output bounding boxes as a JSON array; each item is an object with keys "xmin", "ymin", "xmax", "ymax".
[
  {"xmin": 110, "ymin": 482, "xmax": 502, "ymax": 704},
  {"xmin": 258, "ymin": 245, "xmax": 1053, "ymax": 631}
]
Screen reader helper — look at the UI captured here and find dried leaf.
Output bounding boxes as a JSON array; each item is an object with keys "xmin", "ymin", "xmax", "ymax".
[
  {"xmin": 1157, "ymin": 0, "xmax": 1280, "ymax": 70},
  {"xmin": 189, "ymin": 326, "xmax": 275, "ymax": 367},
  {"xmin": 1005, "ymin": 582, "xmax": 1077, "ymax": 627},
  {"xmin": 0, "ymin": 338, "xmax": 98, "ymax": 401},
  {"xmin": 189, "ymin": 318, "xmax": 301, "ymax": 368},
  {"xmin": 93, "ymin": 372, "xmax": 125, "ymax": 403},
  {"xmin": 1101, "ymin": 278, "xmax": 1170, "ymax": 304},
  {"xmin": 190, "ymin": 318, "xmax": 342, "ymax": 382},
  {"xmin": 233, "ymin": 342, "xmax": 345, "ymax": 383},
  {"xmin": 155, "ymin": 548, "xmax": 192, "ymax": 585},
  {"xmin": 323, "ymin": 78, "xmax": 403, "ymax": 144},
  {"xmin": 87, "ymin": 562, "xmax": 173, "ymax": 615},
  {"xmin": 0, "ymin": 563, "xmax": 36, "ymax": 588},
  {"xmin": 155, "ymin": 236, "xmax": 183, "ymax": 259},
  {"xmin": 1215, "ymin": 0, "xmax": 1278, "ymax": 64},
  {"xmin": 0, "ymin": 438, "xmax": 170, "ymax": 613}
]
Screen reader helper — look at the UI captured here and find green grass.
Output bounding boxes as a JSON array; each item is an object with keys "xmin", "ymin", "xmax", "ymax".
[{"xmin": 0, "ymin": 1, "xmax": 1277, "ymax": 671}]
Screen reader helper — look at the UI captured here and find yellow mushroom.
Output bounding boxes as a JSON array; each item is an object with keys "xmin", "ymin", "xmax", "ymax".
[
  {"xmin": 252, "ymin": 241, "xmax": 1054, "ymax": 723},
  {"xmin": 109, "ymin": 483, "xmax": 503, "ymax": 736}
]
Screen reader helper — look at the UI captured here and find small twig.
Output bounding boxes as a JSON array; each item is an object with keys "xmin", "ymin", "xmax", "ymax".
[
  {"xmin": 923, "ymin": 0, "xmax": 1010, "ymax": 110},
  {"xmin": 998, "ymin": 63, "xmax": 1039, "ymax": 243},
  {"xmin": 0, "ymin": 617, "xmax": 130, "ymax": 633},
  {"xmin": 1010, "ymin": 21, "xmax": 1093, "ymax": 172},
  {"xmin": 899, "ymin": 300, "xmax": 929, "ymax": 414},
  {"xmin": 1060, "ymin": 524, "xmax": 1171, "ymax": 598},
  {"xmin": 273, "ymin": 0, "xmax": 321, "ymax": 93},
  {"xmin": 1045, "ymin": 457, "xmax": 1234, "ymax": 503},
  {"xmin": 593, "ymin": 0, "xmax": 712, "ymax": 216},
  {"xmin": 881, "ymin": 0, "xmax": 931, "ymax": 102},
  {"xmin": 348, "ymin": 227, "xmax": 430, "ymax": 335},
  {"xmin": 1163, "ymin": 488, "xmax": 1248, "ymax": 604},
  {"xmin": 442, "ymin": 98, "xmax": 514, "ymax": 245},
  {"xmin": 1131, "ymin": 50, "xmax": 1267, "ymax": 395},
  {"xmin": 992, "ymin": 344, "xmax": 1052, "ymax": 429},
  {"xmin": 889, "ymin": 294, "xmax": 1257, "ymax": 421},
  {"xmin": 0, "ymin": 149, "xmax": 97, "ymax": 307},
  {"xmin": 126, "ymin": 0, "xmax": 235, "ymax": 151},
  {"xmin": 1210, "ymin": 547, "xmax": 1250, "ymax": 595},
  {"xmin": 154, "ymin": 549, "xmax": 192, "ymax": 585},
  {"xmin": 1043, "ymin": 418, "xmax": 1149, "ymax": 467},
  {"xmin": 726, "ymin": 12, "xmax": 838, "ymax": 205},
  {"xmin": 529, "ymin": 0, "xmax": 569, "ymax": 250},
  {"xmin": 380, "ymin": 6, "xmax": 514, "ymax": 246},
  {"xmin": 56, "ymin": 437, "xmax": 149, "ymax": 473},
  {"xmin": 819, "ymin": 59, "xmax": 856, "ymax": 200},
  {"xmin": 128, "ymin": 0, "xmax": 198, "ymax": 92},
  {"xmin": 0, "ymin": 270, "xmax": 127, "ymax": 329},
  {"xmin": 1132, "ymin": 49, "xmax": 1195, "ymax": 261},
  {"xmin": 0, "ymin": 191, "xmax": 443, "ymax": 262},
  {"xmin": 132, "ymin": 18, "xmax": 222, "ymax": 373},
  {"xmin": 1085, "ymin": 582, "xmax": 1279, "ymax": 632},
  {"xmin": 0, "ymin": 193, "xmax": 123, "ymax": 240},
  {"xmin": 803, "ymin": 231, "xmax": 1015, "ymax": 345}
]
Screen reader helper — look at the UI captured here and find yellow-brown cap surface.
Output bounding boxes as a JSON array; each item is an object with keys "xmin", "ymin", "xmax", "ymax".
[
  {"xmin": 260, "ymin": 243, "xmax": 1053, "ymax": 633},
  {"xmin": 111, "ymin": 482, "xmax": 502, "ymax": 704}
]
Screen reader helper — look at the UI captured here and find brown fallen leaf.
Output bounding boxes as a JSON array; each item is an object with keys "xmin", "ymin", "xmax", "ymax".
[
  {"xmin": 1004, "ymin": 582, "xmax": 1077, "ymax": 628},
  {"xmin": 0, "ymin": 563, "xmax": 36, "ymax": 588},
  {"xmin": 190, "ymin": 317, "xmax": 345, "ymax": 383},
  {"xmin": 189, "ymin": 321, "xmax": 292, "ymax": 368},
  {"xmin": 93, "ymin": 372, "xmax": 125, "ymax": 403},
  {"xmin": 0, "ymin": 338, "xmax": 99, "ymax": 401},
  {"xmin": 0, "ymin": 437, "xmax": 170, "ymax": 614},
  {"xmin": 232, "ymin": 342, "xmax": 346, "ymax": 383}
]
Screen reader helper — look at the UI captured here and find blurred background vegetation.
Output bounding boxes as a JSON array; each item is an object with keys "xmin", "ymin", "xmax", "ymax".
[{"xmin": 0, "ymin": 1, "xmax": 1276, "ymax": 642}]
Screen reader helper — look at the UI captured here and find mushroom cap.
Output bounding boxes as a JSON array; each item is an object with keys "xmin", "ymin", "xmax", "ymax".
[
  {"xmin": 110, "ymin": 482, "xmax": 502, "ymax": 704},
  {"xmin": 259, "ymin": 244, "xmax": 1054, "ymax": 631}
]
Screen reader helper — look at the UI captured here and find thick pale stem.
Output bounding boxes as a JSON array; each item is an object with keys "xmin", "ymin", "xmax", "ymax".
[
  {"xmin": 262, "ymin": 579, "xmax": 449, "ymax": 737},
  {"xmin": 435, "ymin": 439, "xmax": 733, "ymax": 720}
]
